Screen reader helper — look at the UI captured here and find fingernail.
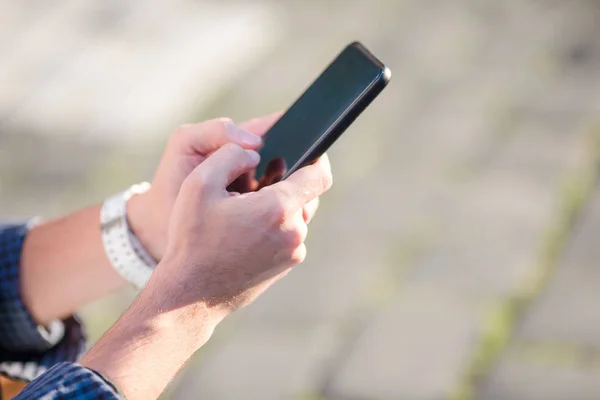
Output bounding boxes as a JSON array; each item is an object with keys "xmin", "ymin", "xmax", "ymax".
[
  {"xmin": 245, "ymin": 149, "xmax": 260, "ymax": 163},
  {"xmin": 225, "ymin": 121, "xmax": 262, "ymax": 146},
  {"xmin": 242, "ymin": 131, "xmax": 262, "ymax": 146}
]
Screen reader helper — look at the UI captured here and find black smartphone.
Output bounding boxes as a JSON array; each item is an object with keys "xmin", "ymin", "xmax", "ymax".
[{"xmin": 255, "ymin": 41, "xmax": 391, "ymax": 183}]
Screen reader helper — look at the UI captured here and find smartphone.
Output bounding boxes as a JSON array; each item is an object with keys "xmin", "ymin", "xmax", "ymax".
[{"xmin": 255, "ymin": 41, "xmax": 391, "ymax": 183}]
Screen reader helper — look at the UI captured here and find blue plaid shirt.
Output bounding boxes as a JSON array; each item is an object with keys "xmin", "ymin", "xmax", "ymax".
[{"xmin": 0, "ymin": 223, "xmax": 122, "ymax": 399}]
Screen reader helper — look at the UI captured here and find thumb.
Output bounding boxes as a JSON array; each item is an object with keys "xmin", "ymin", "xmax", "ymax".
[
  {"xmin": 271, "ymin": 154, "xmax": 332, "ymax": 209},
  {"xmin": 187, "ymin": 143, "xmax": 260, "ymax": 200}
]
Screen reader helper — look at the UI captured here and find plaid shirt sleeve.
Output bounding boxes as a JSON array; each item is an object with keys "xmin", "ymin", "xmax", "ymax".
[
  {"xmin": 0, "ymin": 223, "xmax": 122, "ymax": 398},
  {"xmin": 15, "ymin": 363, "xmax": 123, "ymax": 399}
]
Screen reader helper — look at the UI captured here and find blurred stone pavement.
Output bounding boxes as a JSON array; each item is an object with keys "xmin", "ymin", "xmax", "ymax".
[{"xmin": 3, "ymin": 0, "xmax": 600, "ymax": 399}]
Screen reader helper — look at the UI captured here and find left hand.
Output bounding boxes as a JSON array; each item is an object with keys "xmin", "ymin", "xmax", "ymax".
[{"xmin": 127, "ymin": 114, "xmax": 281, "ymax": 261}]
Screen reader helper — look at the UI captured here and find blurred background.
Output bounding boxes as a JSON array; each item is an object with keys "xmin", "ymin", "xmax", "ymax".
[{"xmin": 2, "ymin": 0, "xmax": 600, "ymax": 399}]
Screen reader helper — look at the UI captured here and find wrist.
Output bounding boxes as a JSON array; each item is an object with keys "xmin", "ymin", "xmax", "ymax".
[
  {"xmin": 135, "ymin": 272, "xmax": 219, "ymax": 349},
  {"xmin": 123, "ymin": 297, "xmax": 214, "ymax": 356},
  {"xmin": 81, "ymin": 273, "xmax": 218, "ymax": 400},
  {"xmin": 127, "ymin": 190, "xmax": 165, "ymax": 262}
]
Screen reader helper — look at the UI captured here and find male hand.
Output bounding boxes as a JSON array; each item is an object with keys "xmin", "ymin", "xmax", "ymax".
[
  {"xmin": 80, "ymin": 144, "xmax": 332, "ymax": 400},
  {"xmin": 147, "ymin": 144, "xmax": 332, "ymax": 327},
  {"xmin": 127, "ymin": 114, "xmax": 281, "ymax": 261}
]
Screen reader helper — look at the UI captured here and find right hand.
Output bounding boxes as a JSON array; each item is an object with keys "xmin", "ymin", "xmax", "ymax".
[
  {"xmin": 147, "ymin": 143, "xmax": 332, "ymax": 329},
  {"xmin": 80, "ymin": 142, "xmax": 331, "ymax": 400}
]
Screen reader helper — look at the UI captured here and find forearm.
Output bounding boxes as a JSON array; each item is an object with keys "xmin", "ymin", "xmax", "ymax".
[
  {"xmin": 20, "ymin": 204, "xmax": 127, "ymax": 325},
  {"xmin": 80, "ymin": 273, "xmax": 215, "ymax": 400}
]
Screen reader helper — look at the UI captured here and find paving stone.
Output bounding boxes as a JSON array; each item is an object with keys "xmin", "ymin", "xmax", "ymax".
[
  {"xmin": 515, "ymin": 185, "xmax": 600, "ymax": 348},
  {"xmin": 412, "ymin": 163, "xmax": 560, "ymax": 296},
  {"xmin": 409, "ymin": 66, "xmax": 596, "ymax": 293},
  {"xmin": 173, "ymin": 323, "xmax": 339, "ymax": 400},
  {"xmin": 475, "ymin": 358, "xmax": 600, "ymax": 400},
  {"xmin": 325, "ymin": 284, "xmax": 484, "ymax": 400},
  {"xmin": 491, "ymin": 119, "xmax": 589, "ymax": 186}
]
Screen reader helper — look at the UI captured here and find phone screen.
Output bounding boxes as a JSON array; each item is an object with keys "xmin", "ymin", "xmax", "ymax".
[{"xmin": 255, "ymin": 43, "xmax": 386, "ymax": 182}]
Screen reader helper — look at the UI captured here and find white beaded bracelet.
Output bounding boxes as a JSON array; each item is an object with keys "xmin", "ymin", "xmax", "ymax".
[{"xmin": 100, "ymin": 182, "xmax": 157, "ymax": 289}]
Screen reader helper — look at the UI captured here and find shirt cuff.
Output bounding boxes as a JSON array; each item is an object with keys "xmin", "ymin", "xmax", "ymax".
[
  {"xmin": 0, "ymin": 316, "xmax": 86, "ymax": 382},
  {"xmin": 0, "ymin": 222, "xmax": 70, "ymax": 353},
  {"xmin": 15, "ymin": 362, "xmax": 123, "ymax": 399}
]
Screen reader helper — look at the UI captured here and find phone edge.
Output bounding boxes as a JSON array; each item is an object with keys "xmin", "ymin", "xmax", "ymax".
[{"xmin": 282, "ymin": 66, "xmax": 390, "ymax": 179}]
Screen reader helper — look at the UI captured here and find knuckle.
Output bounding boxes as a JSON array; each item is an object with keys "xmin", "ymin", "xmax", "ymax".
[
  {"xmin": 272, "ymin": 202, "xmax": 287, "ymax": 223},
  {"xmin": 181, "ymin": 175, "xmax": 203, "ymax": 195},
  {"xmin": 285, "ymin": 228, "xmax": 305, "ymax": 248},
  {"xmin": 290, "ymin": 245, "xmax": 307, "ymax": 265},
  {"xmin": 320, "ymin": 171, "xmax": 333, "ymax": 192},
  {"xmin": 215, "ymin": 118, "xmax": 233, "ymax": 138},
  {"xmin": 222, "ymin": 142, "xmax": 244, "ymax": 155},
  {"xmin": 213, "ymin": 118, "xmax": 233, "ymax": 137},
  {"xmin": 290, "ymin": 253, "xmax": 305, "ymax": 265},
  {"xmin": 182, "ymin": 171, "xmax": 212, "ymax": 196},
  {"xmin": 268, "ymin": 191, "xmax": 290, "ymax": 223},
  {"xmin": 217, "ymin": 117, "xmax": 234, "ymax": 125}
]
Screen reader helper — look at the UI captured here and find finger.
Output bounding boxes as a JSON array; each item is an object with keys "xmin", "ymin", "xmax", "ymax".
[
  {"xmin": 227, "ymin": 171, "xmax": 255, "ymax": 194},
  {"xmin": 176, "ymin": 118, "xmax": 262, "ymax": 155},
  {"xmin": 259, "ymin": 158, "xmax": 287, "ymax": 189},
  {"xmin": 275, "ymin": 218, "xmax": 307, "ymax": 266},
  {"xmin": 289, "ymin": 243, "xmax": 307, "ymax": 266},
  {"xmin": 188, "ymin": 143, "xmax": 260, "ymax": 199},
  {"xmin": 289, "ymin": 208, "xmax": 308, "ymax": 245},
  {"xmin": 271, "ymin": 154, "xmax": 332, "ymax": 209},
  {"xmin": 239, "ymin": 112, "xmax": 283, "ymax": 137},
  {"xmin": 303, "ymin": 197, "xmax": 320, "ymax": 223}
]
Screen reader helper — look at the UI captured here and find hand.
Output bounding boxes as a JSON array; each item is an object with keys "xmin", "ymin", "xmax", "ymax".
[
  {"xmin": 148, "ymin": 144, "xmax": 333, "ymax": 329},
  {"xmin": 80, "ymin": 145, "xmax": 332, "ymax": 400},
  {"xmin": 228, "ymin": 147, "xmax": 320, "ymax": 224},
  {"xmin": 127, "ymin": 114, "xmax": 281, "ymax": 261}
]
